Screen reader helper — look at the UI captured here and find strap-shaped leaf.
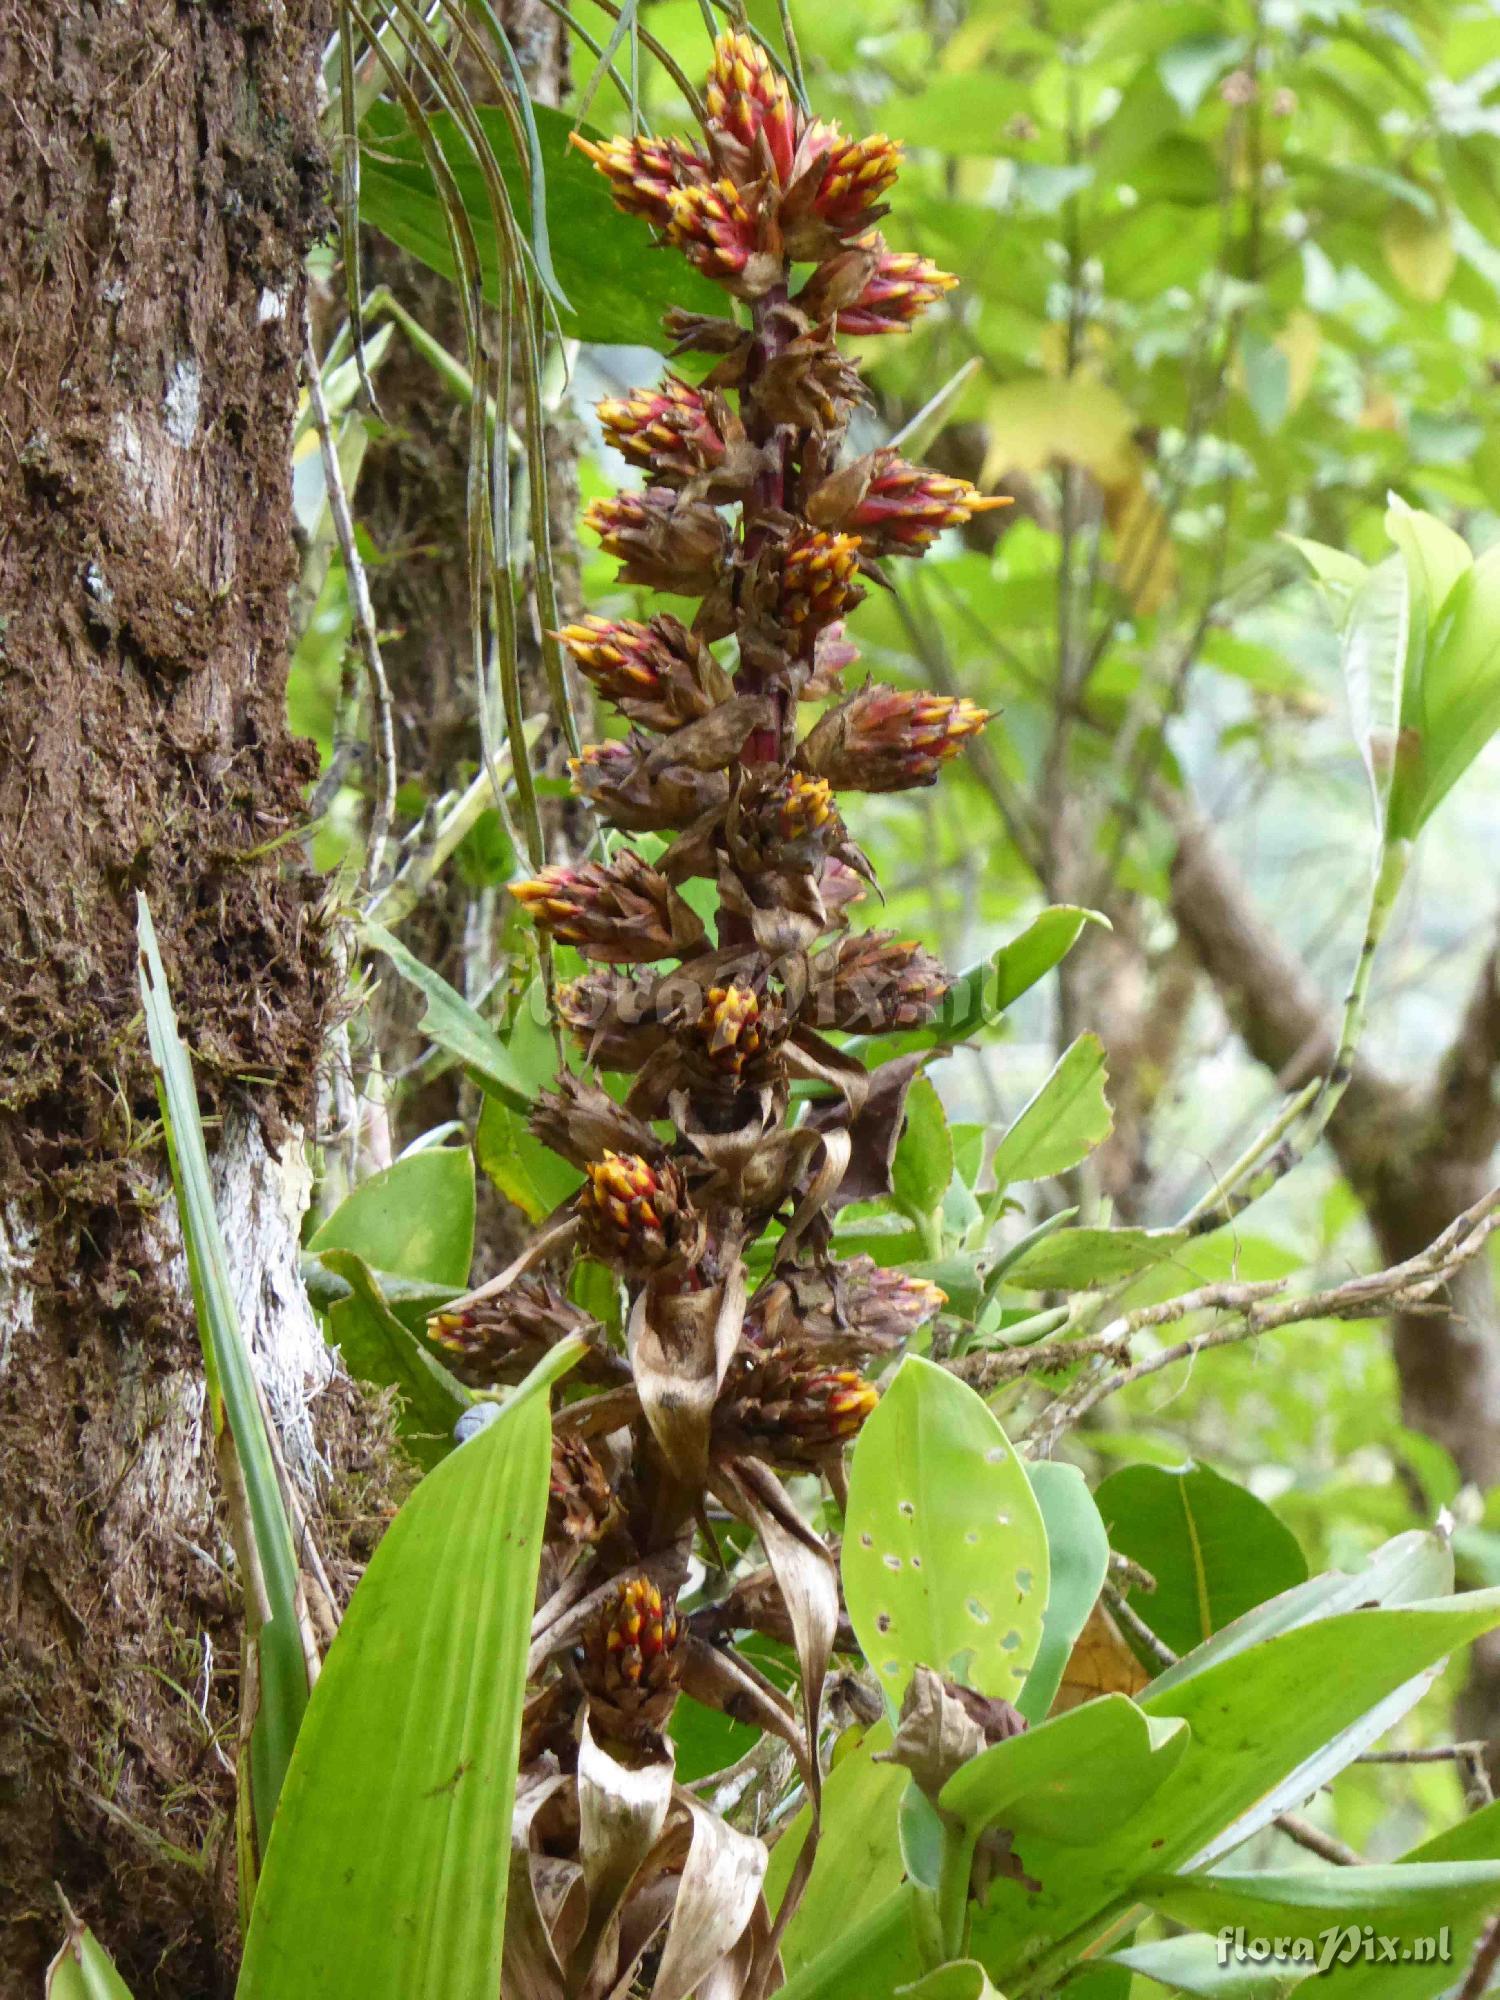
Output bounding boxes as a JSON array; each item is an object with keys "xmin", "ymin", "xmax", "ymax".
[
  {"xmin": 137, "ymin": 896, "xmax": 310, "ymax": 1858},
  {"xmin": 238, "ymin": 1339, "xmax": 581, "ymax": 1999},
  {"xmin": 1016, "ymin": 1462, "xmax": 1110, "ymax": 1723}
]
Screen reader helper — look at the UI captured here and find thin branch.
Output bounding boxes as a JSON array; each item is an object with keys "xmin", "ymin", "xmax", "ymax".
[
  {"xmin": 1001, "ymin": 1185, "xmax": 1500, "ymax": 1446},
  {"xmin": 303, "ymin": 310, "xmax": 398, "ymax": 899},
  {"xmin": 1356, "ymin": 1743, "xmax": 1492, "ymax": 1765}
]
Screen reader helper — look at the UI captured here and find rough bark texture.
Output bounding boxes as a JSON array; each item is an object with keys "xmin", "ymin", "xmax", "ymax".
[{"xmin": 0, "ymin": 2, "xmax": 391, "ymax": 1987}]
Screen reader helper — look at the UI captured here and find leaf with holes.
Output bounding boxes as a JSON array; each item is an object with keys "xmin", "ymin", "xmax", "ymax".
[{"xmin": 843, "ymin": 1356, "xmax": 1049, "ymax": 1708}]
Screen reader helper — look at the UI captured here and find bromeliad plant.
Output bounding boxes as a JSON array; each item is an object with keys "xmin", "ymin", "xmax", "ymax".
[
  {"xmin": 422, "ymin": 31, "xmax": 1006, "ymax": 1992},
  {"xmin": 76, "ymin": 29, "xmax": 1500, "ymax": 2000}
]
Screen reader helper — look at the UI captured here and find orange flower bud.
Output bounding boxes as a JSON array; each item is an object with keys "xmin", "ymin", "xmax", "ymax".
[
  {"xmin": 554, "ymin": 614, "xmax": 724, "ymax": 731},
  {"xmin": 583, "ymin": 488, "xmax": 730, "ymax": 593},
  {"xmin": 844, "ymin": 451, "xmax": 1011, "ymax": 555},
  {"xmin": 596, "ymin": 373, "xmax": 729, "ymax": 483},
  {"xmin": 511, "ymin": 851, "xmax": 698, "ymax": 962},
  {"xmin": 569, "ymin": 131, "xmax": 710, "ymax": 231},
  {"xmin": 665, "ymin": 177, "xmax": 767, "ymax": 290},
  {"xmin": 809, "ymin": 233, "xmax": 958, "ymax": 335},
  {"xmin": 714, "ymin": 1343, "xmax": 879, "ymax": 1467},
  {"xmin": 579, "ymin": 1150, "xmax": 702, "ymax": 1272},
  {"xmin": 800, "ymin": 684, "xmax": 990, "ymax": 791},
  {"xmin": 778, "ymin": 529, "xmax": 865, "ymax": 632},
  {"xmin": 697, "ymin": 980, "xmax": 766, "ymax": 1074}
]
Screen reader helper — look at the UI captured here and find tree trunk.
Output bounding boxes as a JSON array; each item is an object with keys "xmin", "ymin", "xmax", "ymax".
[{"xmin": 0, "ymin": 3, "xmax": 382, "ymax": 1988}]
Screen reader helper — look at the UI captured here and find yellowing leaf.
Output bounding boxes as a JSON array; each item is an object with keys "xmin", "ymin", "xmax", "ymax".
[
  {"xmin": 982, "ymin": 376, "xmax": 1136, "ymax": 485},
  {"xmin": 1050, "ymin": 1602, "xmax": 1148, "ymax": 1714},
  {"xmin": 1381, "ymin": 201, "xmax": 1456, "ymax": 303},
  {"xmin": 1103, "ymin": 455, "xmax": 1178, "ymax": 615},
  {"xmin": 1277, "ymin": 308, "xmax": 1321, "ymax": 410}
]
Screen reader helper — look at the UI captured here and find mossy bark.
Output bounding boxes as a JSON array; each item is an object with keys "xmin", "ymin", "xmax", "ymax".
[{"xmin": 0, "ymin": 3, "xmax": 395, "ymax": 1988}]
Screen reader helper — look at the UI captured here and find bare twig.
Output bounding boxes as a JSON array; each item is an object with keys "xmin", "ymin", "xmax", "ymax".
[
  {"xmin": 302, "ymin": 310, "xmax": 398, "ymax": 898},
  {"xmin": 1102, "ymin": 1584, "xmax": 1176, "ymax": 1672},
  {"xmin": 1356, "ymin": 1742, "xmax": 1491, "ymax": 1765},
  {"xmin": 1459, "ymin": 1918, "xmax": 1500, "ymax": 2000},
  {"xmin": 993, "ymin": 1185, "xmax": 1500, "ymax": 1447}
]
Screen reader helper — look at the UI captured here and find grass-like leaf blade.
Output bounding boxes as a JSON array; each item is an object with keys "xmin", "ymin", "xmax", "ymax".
[{"xmin": 136, "ymin": 895, "xmax": 310, "ymax": 1864}]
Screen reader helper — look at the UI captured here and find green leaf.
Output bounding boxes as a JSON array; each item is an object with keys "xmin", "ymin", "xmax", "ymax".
[
  {"xmin": 359, "ymin": 101, "xmax": 723, "ymax": 352},
  {"xmin": 843, "ymin": 1356, "xmax": 1049, "ymax": 1707},
  {"xmin": 308, "ymin": 1147, "xmax": 475, "ymax": 1288},
  {"xmin": 988, "ymin": 1034, "xmax": 1112, "ymax": 1193},
  {"xmin": 892, "ymin": 1076, "xmax": 954, "ymax": 1222},
  {"xmin": 1000, "ymin": 1224, "xmax": 1190, "ymax": 1291},
  {"xmin": 317, "ymin": 1249, "xmax": 471, "ymax": 1468},
  {"xmin": 847, "ymin": 907, "xmax": 1107, "ymax": 1062},
  {"xmin": 1138, "ymin": 1860, "xmax": 1500, "ymax": 1950},
  {"xmin": 1104, "ymin": 1932, "xmax": 1308, "ymax": 1997},
  {"xmin": 1143, "ymin": 1528, "xmax": 1452, "ymax": 1700},
  {"xmin": 476, "ymin": 1094, "xmax": 584, "ymax": 1222},
  {"xmin": 966, "ymin": 1588, "xmax": 1500, "ymax": 1988},
  {"xmin": 363, "ymin": 922, "xmax": 533, "ymax": 1108},
  {"xmin": 1017, "ymin": 1461, "xmax": 1110, "ymax": 1724},
  {"xmin": 238, "ymin": 1341, "xmax": 580, "ymax": 2000},
  {"xmin": 766, "ymin": 1722, "xmax": 908, "ymax": 1971},
  {"xmin": 1314, "ymin": 1799, "xmax": 1500, "ymax": 1999},
  {"xmin": 1283, "ymin": 535, "xmax": 1369, "ymax": 621},
  {"xmin": 136, "ymin": 897, "xmax": 309, "ymax": 1862},
  {"xmin": 46, "ymin": 1917, "xmax": 137, "ymax": 2000},
  {"xmin": 1095, "ymin": 1463, "xmax": 1308, "ymax": 1656},
  {"xmin": 1404, "ymin": 540, "xmax": 1500, "ymax": 833},
  {"xmin": 939, "ymin": 1694, "xmax": 1188, "ymax": 1844},
  {"xmin": 897, "ymin": 1961, "xmax": 1006, "ymax": 2000},
  {"xmin": 775, "ymin": 1887, "xmax": 929, "ymax": 2000}
]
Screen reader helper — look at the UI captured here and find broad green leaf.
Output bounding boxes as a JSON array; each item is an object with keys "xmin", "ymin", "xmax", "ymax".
[
  {"xmin": 966, "ymin": 1588, "xmax": 1500, "ymax": 1989},
  {"xmin": 843, "ymin": 1357, "xmax": 1049, "ymax": 1707},
  {"xmin": 238, "ymin": 1341, "xmax": 580, "ymax": 2000},
  {"xmin": 359, "ymin": 102, "xmax": 723, "ymax": 351},
  {"xmin": 363, "ymin": 922, "xmax": 532, "ymax": 1108},
  {"xmin": 897, "ymin": 1960, "xmax": 1007, "ymax": 2000},
  {"xmin": 46, "ymin": 1918, "xmax": 137, "ymax": 2000},
  {"xmin": 988, "ymin": 1034, "xmax": 1112, "ymax": 1193},
  {"xmin": 1095, "ymin": 1463, "xmax": 1307, "ymax": 1656},
  {"xmin": 1138, "ymin": 1860, "xmax": 1500, "ymax": 1949},
  {"xmin": 309, "ymin": 1147, "xmax": 475, "ymax": 1288},
  {"xmin": 765, "ymin": 1722, "xmax": 907, "ymax": 1970},
  {"xmin": 1143, "ymin": 1528, "xmax": 1452, "ymax": 1699},
  {"xmin": 1385, "ymin": 498, "xmax": 1470, "ymax": 626},
  {"xmin": 476, "ymin": 1092, "xmax": 583, "ymax": 1223},
  {"xmin": 1001, "ymin": 1224, "xmax": 1190, "ymax": 1291},
  {"xmin": 137, "ymin": 897, "xmax": 308, "ymax": 1862},
  {"xmin": 939, "ymin": 1694, "xmax": 1188, "ymax": 1844},
  {"xmin": 318, "ymin": 1249, "xmax": 471, "ymax": 1468},
  {"xmin": 893, "ymin": 1076, "xmax": 954, "ymax": 1221},
  {"xmin": 1017, "ymin": 1461, "xmax": 1110, "ymax": 1723}
]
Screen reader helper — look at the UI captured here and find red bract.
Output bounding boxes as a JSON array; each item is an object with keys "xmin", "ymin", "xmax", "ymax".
[
  {"xmin": 571, "ymin": 131, "xmax": 711, "ymax": 231},
  {"xmin": 704, "ymin": 30, "xmax": 800, "ymax": 184}
]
